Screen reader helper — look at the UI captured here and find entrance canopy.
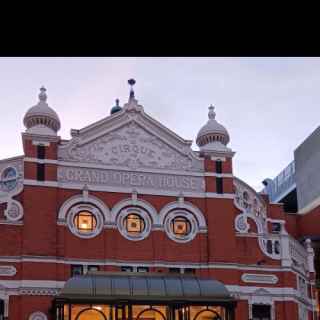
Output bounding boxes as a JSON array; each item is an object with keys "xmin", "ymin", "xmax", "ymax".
[{"xmin": 58, "ymin": 272, "xmax": 234, "ymax": 304}]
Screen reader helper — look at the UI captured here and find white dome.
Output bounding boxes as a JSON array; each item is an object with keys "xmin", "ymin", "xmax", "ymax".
[
  {"xmin": 196, "ymin": 105, "xmax": 230, "ymax": 149},
  {"xmin": 23, "ymin": 87, "xmax": 61, "ymax": 135}
]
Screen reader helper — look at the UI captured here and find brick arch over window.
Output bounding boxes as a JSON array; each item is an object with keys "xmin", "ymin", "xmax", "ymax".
[{"xmin": 57, "ymin": 193, "xmax": 111, "ymax": 225}]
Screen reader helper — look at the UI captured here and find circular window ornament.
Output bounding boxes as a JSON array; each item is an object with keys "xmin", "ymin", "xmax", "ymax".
[
  {"xmin": 117, "ymin": 207, "xmax": 151, "ymax": 241},
  {"xmin": 5, "ymin": 200, "xmax": 24, "ymax": 221},
  {"xmin": 29, "ymin": 311, "xmax": 48, "ymax": 320},
  {"xmin": 164, "ymin": 210, "xmax": 198, "ymax": 243},
  {"xmin": 1, "ymin": 166, "xmax": 18, "ymax": 192},
  {"xmin": 67, "ymin": 204, "xmax": 104, "ymax": 239}
]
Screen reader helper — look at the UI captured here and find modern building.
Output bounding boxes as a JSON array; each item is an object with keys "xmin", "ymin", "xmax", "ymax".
[
  {"xmin": 0, "ymin": 81, "xmax": 317, "ymax": 320},
  {"xmin": 263, "ymin": 123, "xmax": 320, "ymax": 319}
]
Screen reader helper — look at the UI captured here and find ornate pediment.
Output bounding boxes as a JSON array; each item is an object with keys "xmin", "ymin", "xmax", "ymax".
[{"xmin": 58, "ymin": 104, "xmax": 203, "ymax": 173}]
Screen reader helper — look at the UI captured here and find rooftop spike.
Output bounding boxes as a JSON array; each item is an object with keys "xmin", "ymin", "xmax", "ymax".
[
  {"xmin": 39, "ymin": 86, "xmax": 47, "ymax": 102},
  {"xmin": 128, "ymin": 78, "xmax": 136, "ymax": 100},
  {"xmin": 208, "ymin": 104, "xmax": 216, "ymax": 120}
]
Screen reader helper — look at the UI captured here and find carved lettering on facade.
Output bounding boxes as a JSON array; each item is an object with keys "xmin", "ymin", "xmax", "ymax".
[{"xmin": 58, "ymin": 167, "xmax": 205, "ymax": 193}]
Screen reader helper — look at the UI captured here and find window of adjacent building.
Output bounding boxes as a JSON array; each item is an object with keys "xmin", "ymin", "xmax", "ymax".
[
  {"xmin": 124, "ymin": 213, "xmax": 145, "ymax": 235},
  {"xmin": 252, "ymin": 304, "xmax": 271, "ymax": 320},
  {"xmin": 170, "ymin": 216, "xmax": 191, "ymax": 237},
  {"xmin": 216, "ymin": 160, "xmax": 222, "ymax": 174},
  {"xmin": 216, "ymin": 177, "xmax": 223, "ymax": 194},
  {"xmin": 169, "ymin": 268, "xmax": 181, "ymax": 273},
  {"xmin": 37, "ymin": 145, "xmax": 45, "ymax": 159},
  {"xmin": 73, "ymin": 211, "xmax": 97, "ymax": 233},
  {"xmin": 71, "ymin": 265, "xmax": 83, "ymax": 277},
  {"xmin": 37, "ymin": 163, "xmax": 45, "ymax": 181}
]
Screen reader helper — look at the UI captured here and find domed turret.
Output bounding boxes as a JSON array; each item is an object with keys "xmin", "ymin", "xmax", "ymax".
[
  {"xmin": 110, "ymin": 99, "xmax": 122, "ymax": 115},
  {"xmin": 196, "ymin": 105, "xmax": 231, "ymax": 154},
  {"xmin": 23, "ymin": 87, "xmax": 61, "ymax": 136}
]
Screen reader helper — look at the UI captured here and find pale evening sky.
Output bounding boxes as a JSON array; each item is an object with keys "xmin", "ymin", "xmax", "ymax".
[{"xmin": 0, "ymin": 57, "xmax": 319, "ymax": 191}]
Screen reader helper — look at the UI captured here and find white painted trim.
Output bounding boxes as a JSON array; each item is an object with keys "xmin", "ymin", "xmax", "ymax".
[
  {"xmin": 24, "ymin": 157, "xmax": 58, "ymax": 164},
  {"xmin": 159, "ymin": 200, "xmax": 207, "ymax": 228},
  {"xmin": 0, "ymin": 220, "xmax": 23, "ymax": 226},
  {"xmin": 58, "ymin": 160, "xmax": 205, "ymax": 177},
  {"xmin": 24, "ymin": 158, "xmax": 233, "ymax": 178},
  {"xmin": 24, "ymin": 179, "xmax": 58, "ymax": 187},
  {"xmin": 204, "ymin": 172, "xmax": 233, "ymax": 178},
  {"xmin": 58, "ymin": 193, "xmax": 111, "ymax": 223},
  {"xmin": 0, "ymin": 280, "xmax": 314, "ymax": 309},
  {"xmin": 210, "ymin": 156, "xmax": 226, "ymax": 161},
  {"xmin": 23, "ymin": 179, "xmax": 235, "ymax": 199},
  {"xmin": 0, "ymin": 279, "xmax": 65, "ymax": 289},
  {"xmin": 0, "ymin": 155, "xmax": 24, "ymax": 164},
  {"xmin": 241, "ymin": 273, "xmax": 278, "ymax": 284},
  {"xmin": 32, "ymin": 141, "xmax": 51, "ymax": 147},
  {"xmin": 0, "ymin": 255, "xmax": 303, "ymax": 273},
  {"xmin": 111, "ymin": 198, "xmax": 159, "ymax": 224},
  {"xmin": 0, "ymin": 266, "xmax": 16, "ymax": 276},
  {"xmin": 226, "ymin": 285, "xmax": 314, "ymax": 309},
  {"xmin": 4, "ymin": 199, "xmax": 24, "ymax": 222}
]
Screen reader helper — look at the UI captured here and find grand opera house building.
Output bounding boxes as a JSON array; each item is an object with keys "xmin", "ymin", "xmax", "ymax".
[{"xmin": 0, "ymin": 80, "xmax": 318, "ymax": 320}]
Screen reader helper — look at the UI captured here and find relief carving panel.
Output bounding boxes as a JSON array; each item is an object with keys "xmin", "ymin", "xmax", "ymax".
[{"xmin": 59, "ymin": 122, "xmax": 202, "ymax": 172}]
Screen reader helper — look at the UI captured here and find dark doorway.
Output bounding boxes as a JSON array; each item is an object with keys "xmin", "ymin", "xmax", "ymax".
[{"xmin": 252, "ymin": 305, "xmax": 271, "ymax": 320}]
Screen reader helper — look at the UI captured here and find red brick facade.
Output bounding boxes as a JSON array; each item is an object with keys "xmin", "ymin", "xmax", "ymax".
[{"xmin": 0, "ymin": 91, "xmax": 318, "ymax": 320}]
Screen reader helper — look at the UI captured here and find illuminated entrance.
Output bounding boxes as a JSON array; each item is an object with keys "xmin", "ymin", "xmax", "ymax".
[{"xmin": 54, "ymin": 272, "xmax": 236, "ymax": 320}]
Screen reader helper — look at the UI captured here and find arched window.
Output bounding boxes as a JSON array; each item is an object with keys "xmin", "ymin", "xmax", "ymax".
[
  {"xmin": 136, "ymin": 307, "xmax": 166, "ymax": 320},
  {"xmin": 75, "ymin": 308, "xmax": 107, "ymax": 320},
  {"xmin": 266, "ymin": 240, "xmax": 273, "ymax": 254},
  {"xmin": 274, "ymin": 241, "xmax": 280, "ymax": 254},
  {"xmin": 171, "ymin": 216, "xmax": 192, "ymax": 237},
  {"xmin": 164, "ymin": 210, "xmax": 199, "ymax": 243},
  {"xmin": 67, "ymin": 204, "xmax": 104, "ymax": 239},
  {"xmin": 117, "ymin": 207, "xmax": 152, "ymax": 241},
  {"xmin": 192, "ymin": 308, "xmax": 221, "ymax": 320},
  {"xmin": 74, "ymin": 211, "xmax": 97, "ymax": 233},
  {"xmin": 124, "ymin": 213, "xmax": 145, "ymax": 235}
]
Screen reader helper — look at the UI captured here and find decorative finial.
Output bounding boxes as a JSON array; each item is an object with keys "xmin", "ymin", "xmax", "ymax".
[
  {"xmin": 39, "ymin": 86, "xmax": 47, "ymax": 102},
  {"xmin": 115, "ymin": 98, "xmax": 119, "ymax": 106},
  {"xmin": 208, "ymin": 104, "xmax": 216, "ymax": 120},
  {"xmin": 128, "ymin": 78, "xmax": 136, "ymax": 100}
]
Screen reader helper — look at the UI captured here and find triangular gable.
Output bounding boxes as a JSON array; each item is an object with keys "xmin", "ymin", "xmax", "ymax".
[{"xmin": 58, "ymin": 99, "xmax": 203, "ymax": 173}]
